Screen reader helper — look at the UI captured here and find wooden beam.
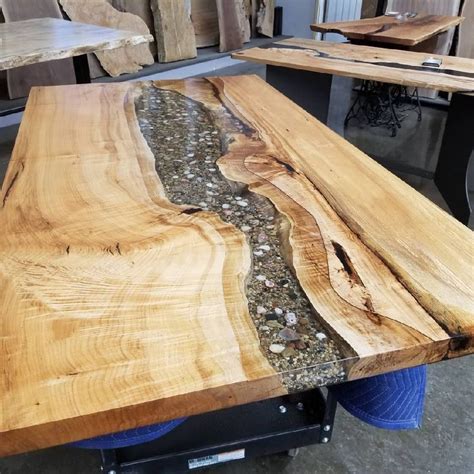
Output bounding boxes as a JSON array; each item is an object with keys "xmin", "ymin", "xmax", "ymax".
[{"xmin": 216, "ymin": 0, "xmax": 244, "ymax": 52}]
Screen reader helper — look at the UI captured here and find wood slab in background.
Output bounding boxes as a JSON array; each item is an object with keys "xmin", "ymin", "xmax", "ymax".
[
  {"xmin": 216, "ymin": 0, "xmax": 244, "ymax": 52},
  {"xmin": 60, "ymin": 0, "xmax": 154, "ymax": 77},
  {"xmin": 1, "ymin": 77, "xmax": 472, "ymax": 456},
  {"xmin": 458, "ymin": 0, "xmax": 474, "ymax": 58},
  {"xmin": 237, "ymin": 0, "xmax": 251, "ymax": 43},
  {"xmin": 151, "ymin": 0, "xmax": 197, "ymax": 63},
  {"xmin": 107, "ymin": 0, "xmax": 157, "ymax": 56},
  {"xmin": 257, "ymin": 0, "xmax": 275, "ymax": 37},
  {"xmin": 233, "ymin": 38, "xmax": 474, "ymax": 93},
  {"xmin": 386, "ymin": 0, "xmax": 462, "ymax": 98},
  {"xmin": 310, "ymin": 14, "xmax": 464, "ymax": 46},
  {"xmin": 2, "ymin": 0, "xmax": 76, "ymax": 99},
  {"xmin": 191, "ymin": 0, "xmax": 219, "ymax": 48}
]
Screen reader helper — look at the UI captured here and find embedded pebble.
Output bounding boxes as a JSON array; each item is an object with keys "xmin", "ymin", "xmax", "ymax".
[
  {"xmin": 282, "ymin": 347, "xmax": 297, "ymax": 358},
  {"xmin": 316, "ymin": 332, "xmax": 327, "ymax": 341},
  {"xmin": 254, "ymin": 250, "xmax": 264, "ymax": 257},
  {"xmin": 222, "ymin": 204, "xmax": 230, "ymax": 209},
  {"xmin": 256, "ymin": 275, "xmax": 266, "ymax": 281},
  {"xmin": 259, "ymin": 245, "xmax": 271, "ymax": 252},
  {"xmin": 206, "ymin": 183, "xmax": 214, "ymax": 188},
  {"xmin": 267, "ymin": 320, "xmax": 284, "ymax": 329},
  {"xmin": 279, "ymin": 328, "xmax": 300, "ymax": 342},
  {"xmin": 274, "ymin": 307, "xmax": 283, "ymax": 316},
  {"xmin": 265, "ymin": 280, "xmax": 275, "ymax": 288},
  {"xmin": 269, "ymin": 344, "xmax": 286, "ymax": 354},
  {"xmin": 256, "ymin": 306, "xmax": 267, "ymax": 314},
  {"xmin": 237, "ymin": 201, "xmax": 248, "ymax": 207},
  {"xmin": 241, "ymin": 225, "xmax": 251, "ymax": 232},
  {"xmin": 265, "ymin": 312, "xmax": 278, "ymax": 321},
  {"xmin": 285, "ymin": 312, "xmax": 298, "ymax": 326}
]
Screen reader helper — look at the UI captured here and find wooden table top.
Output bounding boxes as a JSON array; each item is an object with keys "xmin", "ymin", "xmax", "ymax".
[
  {"xmin": 1, "ymin": 77, "xmax": 472, "ymax": 456},
  {"xmin": 0, "ymin": 17, "xmax": 153, "ymax": 71},
  {"xmin": 310, "ymin": 14, "xmax": 464, "ymax": 47},
  {"xmin": 233, "ymin": 38, "xmax": 474, "ymax": 94}
]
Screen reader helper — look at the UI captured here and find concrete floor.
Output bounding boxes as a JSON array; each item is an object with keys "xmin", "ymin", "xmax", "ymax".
[{"xmin": 0, "ymin": 64, "xmax": 472, "ymax": 474}]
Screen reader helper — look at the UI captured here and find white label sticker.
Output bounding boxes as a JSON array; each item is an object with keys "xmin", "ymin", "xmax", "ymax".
[{"xmin": 188, "ymin": 449, "xmax": 245, "ymax": 469}]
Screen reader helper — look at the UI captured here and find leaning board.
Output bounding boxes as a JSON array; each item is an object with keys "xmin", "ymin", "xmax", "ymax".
[{"xmin": 0, "ymin": 77, "xmax": 472, "ymax": 456}]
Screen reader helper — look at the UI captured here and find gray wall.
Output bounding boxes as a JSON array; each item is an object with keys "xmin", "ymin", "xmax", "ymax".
[{"xmin": 276, "ymin": 0, "xmax": 317, "ymax": 38}]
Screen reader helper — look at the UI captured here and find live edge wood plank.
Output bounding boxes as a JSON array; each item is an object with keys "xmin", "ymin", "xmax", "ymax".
[
  {"xmin": 0, "ymin": 77, "xmax": 472, "ymax": 456},
  {"xmin": 233, "ymin": 38, "xmax": 474, "ymax": 94}
]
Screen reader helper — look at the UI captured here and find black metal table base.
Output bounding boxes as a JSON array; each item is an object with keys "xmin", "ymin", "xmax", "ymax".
[
  {"xmin": 99, "ymin": 388, "xmax": 337, "ymax": 474},
  {"xmin": 266, "ymin": 65, "xmax": 333, "ymax": 124}
]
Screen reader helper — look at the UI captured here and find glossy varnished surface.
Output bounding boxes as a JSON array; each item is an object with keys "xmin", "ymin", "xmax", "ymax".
[
  {"xmin": 0, "ymin": 77, "xmax": 473, "ymax": 456},
  {"xmin": 0, "ymin": 17, "xmax": 153, "ymax": 71},
  {"xmin": 310, "ymin": 14, "xmax": 463, "ymax": 46},
  {"xmin": 233, "ymin": 38, "xmax": 474, "ymax": 94}
]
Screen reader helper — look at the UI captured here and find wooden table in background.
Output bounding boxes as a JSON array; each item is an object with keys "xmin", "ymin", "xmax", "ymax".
[
  {"xmin": 1, "ymin": 76, "xmax": 472, "ymax": 456},
  {"xmin": 0, "ymin": 17, "xmax": 153, "ymax": 105},
  {"xmin": 310, "ymin": 14, "xmax": 464, "ymax": 48},
  {"xmin": 234, "ymin": 38, "xmax": 474, "ymax": 225}
]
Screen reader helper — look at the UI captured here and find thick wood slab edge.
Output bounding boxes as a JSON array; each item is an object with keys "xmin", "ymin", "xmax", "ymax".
[{"xmin": 0, "ymin": 18, "xmax": 153, "ymax": 72}]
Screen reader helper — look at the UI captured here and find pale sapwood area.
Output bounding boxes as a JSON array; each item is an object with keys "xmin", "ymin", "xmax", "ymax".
[{"xmin": 0, "ymin": 77, "xmax": 472, "ymax": 457}]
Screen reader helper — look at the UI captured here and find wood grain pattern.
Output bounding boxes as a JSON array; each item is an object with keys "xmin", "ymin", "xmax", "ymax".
[
  {"xmin": 191, "ymin": 0, "xmax": 219, "ymax": 48},
  {"xmin": 233, "ymin": 38, "xmax": 474, "ymax": 94},
  {"xmin": 1, "ymin": 0, "xmax": 76, "ymax": 99},
  {"xmin": 1, "ymin": 77, "xmax": 472, "ymax": 456},
  {"xmin": 0, "ymin": 18, "xmax": 154, "ymax": 72},
  {"xmin": 310, "ymin": 14, "xmax": 464, "ymax": 46},
  {"xmin": 60, "ymin": 0, "xmax": 154, "ymax": 77},
  {"xmin": 216, "ymin": 0, "xmax": 244, "ymax": 52},
  {"xmin": 150, "ymin": 0, "xmax": 197, "ymax": 62}
]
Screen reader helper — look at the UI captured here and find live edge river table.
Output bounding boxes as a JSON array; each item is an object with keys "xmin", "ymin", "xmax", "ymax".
[
  {"xmin": 233, "ymin": 38, "xmax": 474, "ymax": 225},
  {"xmin": 0, "ymin": 76, "xmax": 473, "ymax": 457}
]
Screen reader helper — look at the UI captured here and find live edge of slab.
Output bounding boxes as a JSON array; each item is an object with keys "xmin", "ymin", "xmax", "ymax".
[{"xmin": 0, "ymin": 77, "xmax": 472, "ymax": 457}]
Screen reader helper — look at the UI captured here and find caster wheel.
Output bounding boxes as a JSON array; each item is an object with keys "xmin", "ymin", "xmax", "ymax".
[{"xmin": 287, "ymin": 448, "xmax": 300, "ymax": 458}]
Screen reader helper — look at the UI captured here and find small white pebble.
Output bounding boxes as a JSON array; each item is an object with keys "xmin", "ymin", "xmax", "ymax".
[
  {"xmin": 259, "ymin": 245, "xmax": 271, "ymax": 251},
  {"xmin": 241, "ymin": 225, "xmax": 251, "ymax": 232},
  {"xmin": 206, "ymin": 183, "xmax": 214, "ymax": 188},
  {"xmin": 254, "ymin": 250, "xmax": 264, "ymax": 257},
  {"xmin": 237, "ymin": 201, "xmax": 248, "ymax": 207},
  {"xmin": 256, "ymin": 275, "xmax": 266, "ymax": 281},
  {"xmin": 198, "ymin": 202, "xmax": 208, "ymax": 208},
  {"xmin": 186, "ymin": 174, "xmax": 195, "ymax": 179},
  {"xmin": 274, "ymin": 308, "xmax": 283, "ymax": 315},
  {"xmin": 187, "ymin": 153, "xmax": 194, "ymax": 158},
  {"xmin": 235, "ymin": 196, "xmax": 242, "ymax": 200},
  {"xmin": 316, "ymin": 332, "xmax": 327, "ymax": 341},
  {"xmin": 265, "ymin": 280, "xmax": 275, "ymax": 288},
  {"xmin": 285, "ymin": 312, "xmax": 298, "ymax": 326},
  {"xmin": 269, "ymin": 344, "xmax": 285, "ymax": 354},
  {"xmin": 257, "ymin": 305, "xmax": 267, "ymax": 314},
  {"xmin": 172, "ymin": 175, "xmax": 179, "ymax": 179}
]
